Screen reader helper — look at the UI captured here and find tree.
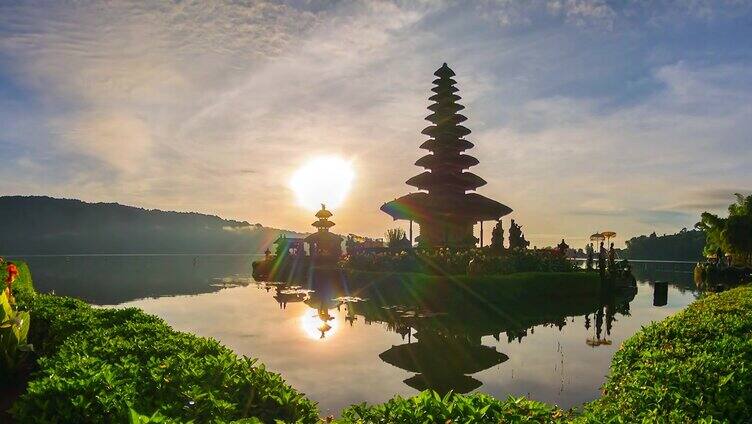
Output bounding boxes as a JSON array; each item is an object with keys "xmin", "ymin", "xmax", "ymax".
[
  {"xmin": 385, "ymin": 228, "xmax": 407, "ymax": 248},
  {"xmin": 695, "ymin": 193, "xmax": 752, "ymax": 265}
]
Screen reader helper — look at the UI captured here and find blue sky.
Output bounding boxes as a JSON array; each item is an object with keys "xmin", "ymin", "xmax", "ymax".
[{"xmin": 1, "ymin": 0, "xmax": 751, "ymax": 247}]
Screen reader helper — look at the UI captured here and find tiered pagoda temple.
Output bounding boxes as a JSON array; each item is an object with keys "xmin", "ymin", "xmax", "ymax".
[
  {"xmin": 381, "ymin": 63, "xmax": 512, "ymax": 247},
  {"xmin": 304, "ymin": 204, "xmax": 342, "ymax": 259}
]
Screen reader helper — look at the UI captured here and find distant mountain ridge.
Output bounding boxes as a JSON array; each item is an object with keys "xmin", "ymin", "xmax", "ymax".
[{"xmin": 0, "ymin": 196, "xmax": 304, "ymax": 255}]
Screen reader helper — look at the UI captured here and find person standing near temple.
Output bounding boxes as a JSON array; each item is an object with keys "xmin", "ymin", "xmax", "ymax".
[
  {"xmin": 608, "ymin": 242, "xmax": 616, "ymax": 271},
  {"xmin": 586, "ymin": 243, "xmax": 594, "ymax": 270},
  {"xmin": 598, "ymin": 241, "xmax": 607, "ymax": 277}
]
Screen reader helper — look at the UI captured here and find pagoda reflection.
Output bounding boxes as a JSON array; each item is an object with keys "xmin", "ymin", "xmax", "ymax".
[{"xmin": 257, "ymin": 271, "xmax": 637, "ymax": 393}]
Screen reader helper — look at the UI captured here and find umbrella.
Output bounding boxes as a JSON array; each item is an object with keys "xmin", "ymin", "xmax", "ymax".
[
  {"xmin": 589, "ymin": 233, "xmax": 605, "ymax": 242},
  {"xmin": 601, "ymin": 231, "xmax": 616, "ymax": 244}
]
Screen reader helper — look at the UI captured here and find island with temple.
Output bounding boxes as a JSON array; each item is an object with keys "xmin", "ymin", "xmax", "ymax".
[{"xmin": 253, "ymin": 63, "xmax": 634, "ymax": 293}]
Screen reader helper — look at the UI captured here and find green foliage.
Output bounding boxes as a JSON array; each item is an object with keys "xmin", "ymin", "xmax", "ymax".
[
  {"xmin": 695, "ymin": 193, "xmax": 752, "ymax": 265},
  {"xmin": 384, "ymin": 228, "xmax": 406, "ymax": 248},
  {"xmin": 624, "ymin": 228, "xmax": 705, "ymax": 261},
  {"xmin": 128, "ymin": 407, "xmax": 193, "ymax": 424},
  {"xmin": 577, "ymin": 285, "xmax": 752, "ymax": 423},
  {"xmin": 336, "ymin": 391, "xmax": 568, "ymax": 423},
  {"xmin": 341, "ymin": 249, "xmax": 574, "ymax": 275},
  {"xmin": 0, "ymin": 263, "xmax": 34, "ymax": 378},
  {"xmin": 0, "ymin": 290, "xmax": 32, "ymax": 377},
  {"xmin": 12, "ymin": 295, "xmax": 319, "ymax": 423},
  {"xmin": 8, "ymin": 269, "xmax": 318, "ymax": 424}
]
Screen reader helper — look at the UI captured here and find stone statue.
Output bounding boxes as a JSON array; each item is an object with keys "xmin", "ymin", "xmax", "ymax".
[
  {"xmin": 508, "ymin": 219, "xmax": 530, "ymax": 250},
  {"xmin": 345, "ymin": 235, "xmax": 357, "ymax": 256},
  {"xmin": 491, "ymin": 219, "xmax": 504, "ymax": 250}
]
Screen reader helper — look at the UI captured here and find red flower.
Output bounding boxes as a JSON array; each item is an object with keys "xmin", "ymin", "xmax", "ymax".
[{"xmin": 5, "ymin": 263, "xmax": 18, "ymax": 289}]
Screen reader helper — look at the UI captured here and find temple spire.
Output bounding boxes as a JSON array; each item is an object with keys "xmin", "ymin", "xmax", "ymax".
[
  {"xmin": 381, "ymin": 63, "xmax": 512, "ymax": 248},
  {"xmin": 312, "ymin": 204, "xmax": 335, "ymax": 232},
  {"xmin": 406, "ymin": 63, "xmax": 486, "ymax": 195}
]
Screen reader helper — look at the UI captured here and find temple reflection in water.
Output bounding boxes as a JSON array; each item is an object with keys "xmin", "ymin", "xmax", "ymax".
[{"xmin": 259, "ymin": 271, "xmax": 636, "ymax": 394}]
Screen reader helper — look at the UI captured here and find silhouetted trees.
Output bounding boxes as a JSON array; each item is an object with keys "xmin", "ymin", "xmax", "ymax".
[
  {"xmin": 624, "ymin": 228, "xmax": 705, "ymax": 261},
  {"xmin": 695, "ymin": 193, "xmax": 752, "ymax": 265}
]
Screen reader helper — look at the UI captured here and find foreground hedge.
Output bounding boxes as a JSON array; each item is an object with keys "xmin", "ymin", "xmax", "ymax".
[
  {"xmin": 577, "ymin": 286, "xmax": 752, "ymax": 423},
  {"xmin": 336, "ymin": 391, "xmax": 569, "ymax": 423},
  {"xmin": 9, "ymin": 268, "xmax": 318, "ymax": 423}
]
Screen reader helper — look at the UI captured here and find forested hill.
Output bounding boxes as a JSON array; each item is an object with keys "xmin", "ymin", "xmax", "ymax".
[
  {"xmin": 624, "ymin": 228, "xmax": 706, "ymax": 261},
  {"xmin": 0, "ymin": 196, "xmax": 304, "ymax": 255}
]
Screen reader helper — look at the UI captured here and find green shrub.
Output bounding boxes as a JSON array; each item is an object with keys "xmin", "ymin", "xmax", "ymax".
[
  {"xmin": 1, "ymin": 262, "xmax": 34, "ymax": 379},
  {"xmin": 12, "ymin": 296, "xmax": 319, "ymax": 423},
  {"xmin": 336, "ymin": 391, "xmax": 568, "ymax": 423},
  {"xmin": 8, "ymin": 273, "xmax": 318, "ymax": 424},
  {"xmin": 0, "ymin": 289, "xmax": 32, "ymax": 377},
  {"xmin": 340, "ymin": 249, "xmax": 574, "ymax": 275},
  {"xmin": 576, "ymin": 286, "xmax": 752, "ymax": 423}
]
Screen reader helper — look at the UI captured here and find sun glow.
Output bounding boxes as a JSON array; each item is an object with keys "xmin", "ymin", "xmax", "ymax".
[
  {"xmin": 290, "ymin": 156, "xmax": 354, "ymax": 211},
  {"xmin": 300, "ymin": 309, "xmax": 339, "ymax": 340}
]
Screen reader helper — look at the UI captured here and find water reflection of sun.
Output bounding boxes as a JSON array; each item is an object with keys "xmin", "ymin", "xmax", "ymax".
[{"xmin": 300, "ymin": 309, "xmax": 339, "ymax": 340}]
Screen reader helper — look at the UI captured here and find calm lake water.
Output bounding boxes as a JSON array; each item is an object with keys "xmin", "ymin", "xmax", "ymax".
[{"xmin": 14, "ymin": 255, "xmax": 698, "ymax": 415}]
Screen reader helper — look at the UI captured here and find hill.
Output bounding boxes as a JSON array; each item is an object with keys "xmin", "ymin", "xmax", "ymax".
[{"xmin": 0, "ymin": 196, "xmax": 304, "ymax": 255}]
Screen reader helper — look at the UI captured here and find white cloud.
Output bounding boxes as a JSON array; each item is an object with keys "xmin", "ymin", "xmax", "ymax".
[{"xmin": 0, "ymin": 0, "xmax": 750, "ymax": 247}]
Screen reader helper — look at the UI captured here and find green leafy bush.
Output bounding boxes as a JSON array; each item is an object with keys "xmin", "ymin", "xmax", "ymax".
[
  {"xmin": 8, "ymin": 271, "xmax": 318, "ymax": 424},
  {"xmin": 576, "ymin": 285, "xmax": 752, "ymax": 423},
  {"xmin": 0, "ymin": 289, "xmax": 32, "ymax": 377},
  {"xmin": 1, "ymin": 262, "xmax": 34, "ymax": 378},
  {"xmin": 337, "ymin": 391, "xmax": 568, "ymax": 423},
  {"xmin": 340, "ymin": 248, "xmax": 574, "ymax": 275}
]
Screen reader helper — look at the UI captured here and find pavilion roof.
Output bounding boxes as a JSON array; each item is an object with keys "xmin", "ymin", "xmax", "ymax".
[
  {"xmin": 419, "ymin": 138, "xmax": 474, "ymax": 152},
  {"xmin": 406, "ymin": 171, "xmax": 487, "ymax": 191},
  {"xmin": 403, "ymin": 373, "xmax": 482, "ymax": 394},
  {"xmin": 303, "ymin": 231, "xmax": 342, "ymax": 244},
  {"xmin": 381, "ymin": 192, "xmax": 512, "ymax": 221},
  {"xmin": 421, "ymin": 124, "xmax": 471, "ymax": 138},
  {"xmin": 312, "ymin": 219, "xmax": 335, "ymax": 229},
  {"xmin": 315, "ymin": 208, "xmax": 333, "ymax": 219},
  {"xmin": 415, "ymin": 154, "xmax": 479, "ymax": 170},
  {"xmin": 434, "ymin": 62, "xmax": 455, "ymax": 78},
  {"xmin": 379, "ymin": 341, "xmax": 507, "ymax": 374}
]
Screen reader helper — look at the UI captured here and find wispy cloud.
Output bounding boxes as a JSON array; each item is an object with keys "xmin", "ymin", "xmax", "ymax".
[{"xmin": 0, "ymin": 0, "xmax": 751, "ymax": 247}]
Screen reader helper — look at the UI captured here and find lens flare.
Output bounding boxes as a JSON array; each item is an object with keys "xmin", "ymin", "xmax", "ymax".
[
  {"xmin": 290, "ymin": 156, "xmax": 354, "ymax": 211},
  {"xmin": 300, "ymin": 309, "xmax": 339, "ymax": 340}
]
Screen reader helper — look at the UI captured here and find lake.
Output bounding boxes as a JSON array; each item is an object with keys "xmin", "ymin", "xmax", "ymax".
[{"xmin": 14, "ymin": 255, "xmax": 698, "ymax": 415}]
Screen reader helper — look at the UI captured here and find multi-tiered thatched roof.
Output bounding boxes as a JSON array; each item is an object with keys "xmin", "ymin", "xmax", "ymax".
[{"xmin": 381, "ymin": 63, "xmax": 512, "ymax": 247}]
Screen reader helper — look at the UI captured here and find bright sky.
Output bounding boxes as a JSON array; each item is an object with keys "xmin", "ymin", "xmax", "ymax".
[{"xmin": 1, "ymin": 1, "xmax": 751, "ymax": 248}]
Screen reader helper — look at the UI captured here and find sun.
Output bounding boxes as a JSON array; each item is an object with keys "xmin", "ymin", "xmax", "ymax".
[{"xmin": 290, "ymin": 156, "xmax": 355, "ymax": 211}]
